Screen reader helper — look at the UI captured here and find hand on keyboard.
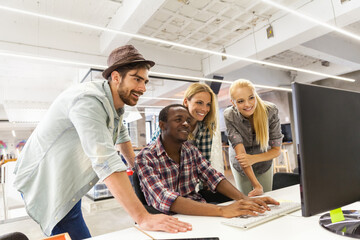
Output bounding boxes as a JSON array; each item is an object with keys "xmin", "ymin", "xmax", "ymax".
[
  {"xmin": 219, "ymin": 196, "xmax": 279, "ymax": 218},
  {"xmin": 222, "ymin": 201, "xmax": 301, "ymax": 229},
  {"xmin": 249, "ymin": 196, "xmax": 280, "ymax": 211},
  {"xmin": 219, "ymin": 199, "xmax": 267, "ymax": 218}
]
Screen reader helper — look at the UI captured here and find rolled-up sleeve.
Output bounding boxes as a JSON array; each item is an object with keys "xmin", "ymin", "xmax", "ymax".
[
  {"xmin": 135, "ymin": 152, "xmax": 180, "ymax": 214},
  {"xmin": 69, "ymin": 96, "xmax": 127, "ymax": 182},
  {"xmin": 224, "ymin": 108, "xmax": 243, "ymax": 148},
  {"xmin": 268, "ymin": 105, "xmax": 283, "ymax": 147}
]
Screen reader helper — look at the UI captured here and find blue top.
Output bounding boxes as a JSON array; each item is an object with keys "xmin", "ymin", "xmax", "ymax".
[{"xmin": 13, "ymin": 80, "xmax": 129, "ymax": 236}]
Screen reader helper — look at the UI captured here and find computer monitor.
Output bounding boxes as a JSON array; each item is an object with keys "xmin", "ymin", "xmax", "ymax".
[
  {"xmin": 281, "ymin": 123, "xmax": 292, "ymax": 143},
  {"xmin": 292, "ymin": 82, "xmax": 360, "ymax": 238}
]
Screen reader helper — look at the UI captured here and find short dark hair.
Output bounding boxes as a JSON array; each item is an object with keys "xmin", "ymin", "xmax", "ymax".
[
  {"xmin": 159, "ymin": 104, "xmax": 188, "ymax": 123},
  {"xmin": 108, "ymin": 62, "xmax": 151, "ymax": 81}
]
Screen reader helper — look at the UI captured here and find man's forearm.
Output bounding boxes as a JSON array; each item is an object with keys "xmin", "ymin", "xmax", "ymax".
[
  {"xmin": 104, "ymin": 171, "xmax": 148, "ymax": 223},
  {"xmin": 170, "ymin": 196, "xmax": 223, "ymax": 216},
  {"xmin": 215, "ymin": 179, "xmax": 247, "ymax": 200}
]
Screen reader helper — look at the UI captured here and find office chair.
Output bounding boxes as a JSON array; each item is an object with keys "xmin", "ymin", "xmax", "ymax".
[
  {"xmin": 132, "ymin": 170, "xmax": 162, "ymax": 214},
  {"xmin": 272, "ymin": 172, "xmax": 300, "ymax": 190},
  {"xmin": 0, "ymin": 232, "xmax": 29, "ymax": 240}
]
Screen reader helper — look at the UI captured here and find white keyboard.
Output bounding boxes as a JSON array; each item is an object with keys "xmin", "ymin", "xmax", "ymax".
[{"xmin": 221, "ymin": 201, "xmax": 301, "ymax": 229}]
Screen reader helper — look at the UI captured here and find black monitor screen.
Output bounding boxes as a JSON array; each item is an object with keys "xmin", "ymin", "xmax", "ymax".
[
  {"xmin": 281, "ymin": 123, "xmax": 292, "ymax": 143},
  {"xmin": 292, "ymin": 82, "xmax": 360, "ymax": 217}
]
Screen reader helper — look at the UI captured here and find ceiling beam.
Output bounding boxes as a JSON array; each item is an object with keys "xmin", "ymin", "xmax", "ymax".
[
  {"xmin": 202, "ymin": 0, "xmax": 360, "ymax": 82},
  {"xmin": 99, "ymin": 0, "xmax": 167, "ymax": 54}
]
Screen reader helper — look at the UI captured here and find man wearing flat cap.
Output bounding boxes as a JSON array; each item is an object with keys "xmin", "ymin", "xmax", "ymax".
[{"xmin": 14, "ymin": 45, "xmax": 192, "ymax": 239}]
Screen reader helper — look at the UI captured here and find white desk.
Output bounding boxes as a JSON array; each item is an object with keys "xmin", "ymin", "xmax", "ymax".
[
  {"xmin": 89, "ymin": 227, "xmax": 150, "ymax": 239},
  {"xmin": 90, "ymin": 185, "xmax": 360, "ymax": 240}
]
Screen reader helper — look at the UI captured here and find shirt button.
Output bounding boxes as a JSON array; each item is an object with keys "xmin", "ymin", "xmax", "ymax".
[
  {"xmin": 72, "ymin": 198, "xmax": 76, "ymax": 202},
  {"xmin": 89, "ymin": 182, "xmax": 93, "ymax": 186}
]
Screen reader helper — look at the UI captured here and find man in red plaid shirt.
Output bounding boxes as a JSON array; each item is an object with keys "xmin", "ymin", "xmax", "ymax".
[{"xmin": 135, "ymin": 104, "xmax": 279, "ymax": 217}]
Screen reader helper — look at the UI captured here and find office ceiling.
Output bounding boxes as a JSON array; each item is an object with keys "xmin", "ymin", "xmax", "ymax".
[
  {"xmin": 138, "ymin": 0, "xmax": 285, "ymax": 52},
  {"xmin": 0, "ymin": 0, "xmax": 360, "ymax": 138}
]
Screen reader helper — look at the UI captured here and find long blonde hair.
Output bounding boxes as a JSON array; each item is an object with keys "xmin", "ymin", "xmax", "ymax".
[
  {"xmin": 229, "ymin": 79, "xmax": 270, "ymax": 151},
  {"xmin": 183, "ymin": 83, "xmax": 217, "ymax": 136}
]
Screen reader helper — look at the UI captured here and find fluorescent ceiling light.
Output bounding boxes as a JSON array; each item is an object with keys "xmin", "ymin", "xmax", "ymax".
[
  {"xmin": 12, "ymin": 130, "xmax": 16, "ymax": 137},
  {"xmin": 126, "ymin": 110, "xmax": 160, "ymax": 114},
  {"xmin": 150, "ymin": 72, "xmax": 293, "ymax": 92},
  {"xmin": 0, "ymin": 51, "xmax": 292, "ymax": 92},
  {"xmin": 261, "ymin": 0, "xmax": 360, "ymax": 42},
  {"xmin": 0, "ymin": 5, "xmax": 355, "ymax": 82},
  {"xmin": 141, "ymin": 96, "xmax": 183, "ymax": 101},
  {"xmin": 0, "ymin": 52, "xmax": 105, "ymax": 69},
  {"xmin": 130, "ymin": 105, "xmax": 167, "ymax": 108}
]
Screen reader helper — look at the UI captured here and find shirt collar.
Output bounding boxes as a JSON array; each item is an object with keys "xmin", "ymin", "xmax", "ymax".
[
  {"xmin": 155, "ymin": 135, "xmax": 167, "ymax": 156},
  {"xmin": 103, "ymin": 81, "xmax": 124, "ymax": 117},
  {"xmin": 155, "ymin": 135, "xmax": 188, "ymax": 158}
]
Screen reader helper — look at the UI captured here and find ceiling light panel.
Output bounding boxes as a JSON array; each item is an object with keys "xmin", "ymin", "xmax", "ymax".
[
  {"xmin": 179, "ymin": 5, "xmax": 198, "ymax": 18},
  {"xmin": 163, "ymin": 0, "xmax": 184, "ymax": 12},
  {"xmin": 140, "ymin": 0, "xmax": 274, "ymax": 52},
  {"xmin": 265, "ymin": 50, "xmax": 322, "ymax": 69},
  {"xmin": 154, "ymin": 10, "xmax": 172, "ymax": 22},
  {"xmin": 194, "ymin": 11, "xmax": 213, "ymax": 22}
]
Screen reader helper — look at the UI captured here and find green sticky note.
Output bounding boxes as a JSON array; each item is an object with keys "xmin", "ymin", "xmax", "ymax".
[
  {"xmin": 330, "ymin": 208, "xmax": 345, "ymax": 223},
  {"xmin": 342, "ymin": 227, "xmax": 347, "ymax": 233}
]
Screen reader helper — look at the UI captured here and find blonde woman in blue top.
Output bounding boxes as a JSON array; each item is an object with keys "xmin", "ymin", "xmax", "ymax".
[
  {"xmin": 224, "ymin": 79, "xmax": 283, "ymax": 197},
  {"xmin": 152, "ymin": 83, "xmax": 217, "ymax": 163}
]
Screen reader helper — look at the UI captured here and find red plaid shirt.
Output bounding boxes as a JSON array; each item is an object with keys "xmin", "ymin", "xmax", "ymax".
[{"xmin": 135, "ymin": 136, "xmax": 225, "ymax": 214}]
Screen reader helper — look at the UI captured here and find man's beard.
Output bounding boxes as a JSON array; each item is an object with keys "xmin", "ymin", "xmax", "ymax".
[
  {"xmin": 119, "ymin": 90, "xmax": 135, "ymax": 106},
  {"xmin": 118, "ymin": 87, "xmax": 141, "ymax": 106}
]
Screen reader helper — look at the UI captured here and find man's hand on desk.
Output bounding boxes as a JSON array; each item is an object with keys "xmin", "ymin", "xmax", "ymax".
[
  {"xmin": 220, "ymin": 197, "xmax": 280, "ymax": 218},
  {"xmin": 137, "ymin": 213, "xmax": 192, "ymax": 233}
]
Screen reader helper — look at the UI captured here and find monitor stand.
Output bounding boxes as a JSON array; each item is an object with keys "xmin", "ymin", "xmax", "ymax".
[{"xmin": 319, "ymin": 210, "xmax": 360, "ymax": 238}]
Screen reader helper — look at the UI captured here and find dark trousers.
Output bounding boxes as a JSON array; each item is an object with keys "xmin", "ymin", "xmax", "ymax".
[{"xmin": 51, "ymin": 200, "xmax": 91, "ymax": 240}]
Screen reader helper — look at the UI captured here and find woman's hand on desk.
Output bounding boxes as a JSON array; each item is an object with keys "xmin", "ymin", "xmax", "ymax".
[
  {"xmin": 248, "ymin": 186, "xmax": 264, "ymax": 197},
  {"xmin": 138, "ymin": 213, "xmax": 192, "ymax": 233}
]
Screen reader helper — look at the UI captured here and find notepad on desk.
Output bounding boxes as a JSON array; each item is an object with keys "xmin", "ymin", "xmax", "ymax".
[{"xmin": 221, "ymin": 201, "xmax": 301, "ymax": 229}]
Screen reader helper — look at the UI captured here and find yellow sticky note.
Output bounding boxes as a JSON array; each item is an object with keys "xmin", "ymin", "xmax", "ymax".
[{"xmin": 330, "ymin": 208, "xmax": 345, "ymax": 223}]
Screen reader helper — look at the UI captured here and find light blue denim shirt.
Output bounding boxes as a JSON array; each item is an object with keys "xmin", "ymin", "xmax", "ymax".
[{"xmin": 13, "ymin": 80, "xmax": 129, "ymax": 236}]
